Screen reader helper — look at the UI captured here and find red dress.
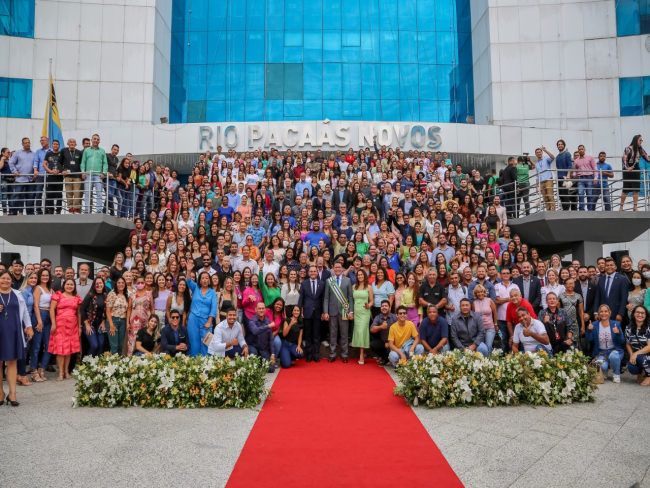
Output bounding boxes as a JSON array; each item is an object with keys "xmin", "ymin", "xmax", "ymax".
[{"xmin": 48, "ymin": 292, "xmax": 82, "ymax": 355}]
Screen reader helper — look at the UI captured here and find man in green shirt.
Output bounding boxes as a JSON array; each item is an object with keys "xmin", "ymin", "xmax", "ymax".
[
  {"xmin": 80, "ymin": 134, "xmax": 108, "ymax": 213},
  {"xmin": 515, "ymin": 156, "xmax": 535, "ymax": 217}
]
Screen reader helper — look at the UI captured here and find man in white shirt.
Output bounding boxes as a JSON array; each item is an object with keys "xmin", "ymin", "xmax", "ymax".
[
  {"xmin": 261, "ymin": 248, "xmax": 280, "ymax": 280},
  {"xmin": 208, "ymin": 308, "xmax": 249, "ymax": 358},
  {"xmin": 233, "ymin": 246, "xmax": 259, "ymax": 275},
  {"xmin": 494, "ymin": 268, "xmax": 519, "ymax": 353},
  {"xmin": 512, "ymin": 307, "xmax": 551, "ymax": 354}
]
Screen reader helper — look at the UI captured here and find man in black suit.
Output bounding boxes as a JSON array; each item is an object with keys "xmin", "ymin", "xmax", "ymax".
[
  {"xmin": 332, "ymin": 178, "xmax": 352, "ymax": 211},
  {"xmin": 593, "ymin": 257, "xmax": 629, "ymax": 323},
  {"xmin": 513, "ymin": 261, "xmax": 542, "ymax": 313},
  {"xmin": 270, "ymin": 189, "xmax": 290, "ymax": 216},
  {"xmin": 161, "ymin": 311, "xmax": 190, "ymax": 356},
  {"xmin": 298, "ymin": 265, "xmax": 326, "ymax": 362},
  {"xmin": 576, "ymin": 266, "xmax": 597, "ymax": 321}
]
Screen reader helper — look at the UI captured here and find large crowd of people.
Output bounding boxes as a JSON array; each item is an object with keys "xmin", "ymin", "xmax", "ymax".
[{"xmin": 1, "ymin": 134, "xmax": 650, "ymax": 407}]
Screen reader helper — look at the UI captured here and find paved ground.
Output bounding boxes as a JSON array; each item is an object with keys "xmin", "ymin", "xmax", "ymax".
[
  {"xmin": 386, "ymin": 368, "xmax": 650, "ymax": 488},
  {"xmin": 1, "ymin": 367, "xmax": 648, "ymax": 488}
]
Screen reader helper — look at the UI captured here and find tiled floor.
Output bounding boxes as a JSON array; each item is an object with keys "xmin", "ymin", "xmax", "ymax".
[
  {"xmin": 386, "ymin": 368, "xmax": 650, "ymax": 488},
  {"xmin": 1, "ymin": 368, "xmax": 648, "ymax": 488}
]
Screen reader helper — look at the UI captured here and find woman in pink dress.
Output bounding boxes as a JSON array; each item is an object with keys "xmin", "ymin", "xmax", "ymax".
[
  {"xmin": 126, "ymin": 275, "xmax": 154, "ymax": 357},
  {"xmin": 48, "ymin": 278, "xmax": 82, "ymax": 382}
]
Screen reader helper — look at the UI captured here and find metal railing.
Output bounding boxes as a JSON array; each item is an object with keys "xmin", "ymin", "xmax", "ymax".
[
  {"xmin": 0, "ymin": 171, "xmax": 159, "ymax": 219},
  {"xmin": 497, "ymin": 169, "xmax": 649, "ymax": 219}
]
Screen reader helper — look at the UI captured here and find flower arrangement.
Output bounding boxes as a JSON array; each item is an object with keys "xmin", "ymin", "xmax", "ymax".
[
  {"xmin": 73, "ymin": 353, "xmax": 271, "ymax": 409},
  {"xmin": 394, "ymin": 349, "xmax": 597, "ymax": 408}
]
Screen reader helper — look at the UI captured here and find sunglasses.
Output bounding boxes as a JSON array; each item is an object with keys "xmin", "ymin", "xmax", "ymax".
[{"xmin": 170, "ymin": 316, "xmax": 180, "ymax": 320}]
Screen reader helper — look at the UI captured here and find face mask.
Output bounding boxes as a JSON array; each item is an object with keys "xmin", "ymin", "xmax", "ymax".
[
  {"xmin": 644, "ymin": 272, "xmax": 650, "ymax": 280},
  {"xmin": 633, "ymin": 278, "xmax": 643, "ymax": 286},
  {"xmin": 137, "ymin": 283, "xmax": 145, "ymax": 290}
]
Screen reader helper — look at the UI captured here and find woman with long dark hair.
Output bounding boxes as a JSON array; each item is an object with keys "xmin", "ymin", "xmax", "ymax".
[
  {"xmin": 620, "ymin": 135, "xmax": 649, "ymax": 211},
  {"xmin": 625, "ymin": 305, "xmax": 650, "ymax": 386},
  {"xmin": 80, "ymin": 277, "xmax": 109, "ymax": 357},
  {"xmin": 106, "ymin": 276, "xmax": 129, "ymax": 355}
]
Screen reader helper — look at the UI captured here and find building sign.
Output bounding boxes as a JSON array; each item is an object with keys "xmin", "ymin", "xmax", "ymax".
[{"xmin": 198, "ymin": 122, "xmax": 442, "ymax": 153}]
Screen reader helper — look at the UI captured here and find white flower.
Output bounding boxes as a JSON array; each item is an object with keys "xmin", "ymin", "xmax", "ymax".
[
  {"xmin": 461, "ymin": 389, "xmax": 473, "ymax": 402},
  {"xmin": 532, "ymin": 357, "xmax": 543, "ymax": 369}
]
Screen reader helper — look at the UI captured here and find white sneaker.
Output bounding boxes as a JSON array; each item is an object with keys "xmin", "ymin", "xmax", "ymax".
[
  {"xmin": 613, "ymin": 374, "xmax": 621, "ymax": 383},
  {"xmin": 321, "ymin": 341, "xmax": 329, "ymax": 347}
]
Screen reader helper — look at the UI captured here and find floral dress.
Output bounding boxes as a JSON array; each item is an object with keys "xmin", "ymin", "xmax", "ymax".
[{"xmin": 127, "ymin": 292, "xmax": 152, "ymax": 357}]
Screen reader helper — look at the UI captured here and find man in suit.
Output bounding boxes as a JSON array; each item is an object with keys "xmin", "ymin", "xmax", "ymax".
[
  {"xmin": 270, "ymin": 189, "xmax": 290, "ymax": 216},
  {"xmin": 593, "ymin": 257, "xmax": 628, "ymax": 323},
  {"xmin": 315, "ymin": 257, "xmax": 331, "ymax": 282},
  {"xmin": 322, "ymin": 262, "xmax": 355, "ymax": 363},
  {"xmin": 161, "ymin": 311, "xmax": 190, "ymax": 356},
  {"xmin": 513, "ymin": 261, "xmax": 542, "ymax": 313},
  {"xmin": 576, "ymin": 266, "xmax": 597, "ymax": 323},
  {"xmin": 332, "ymin": 178, "xmax": 352, "ymax": 210},
  {"xmin": 298, "ymin": 265, "xmax": 326, "ymax": 362}
]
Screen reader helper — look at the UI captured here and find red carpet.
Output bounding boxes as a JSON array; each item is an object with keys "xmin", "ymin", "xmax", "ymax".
[{"xmin": 227, "ymin": 361, "xmax": 463, "ymax": 487}]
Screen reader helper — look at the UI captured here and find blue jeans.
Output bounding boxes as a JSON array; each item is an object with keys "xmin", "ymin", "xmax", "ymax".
[
  {"xmin": 577, "ymin": 176, "xmax": 594, "ymax": 211},
  {"xmin": 534, "ymin": 344, "xmax": 553, "ymax": 355},
  {"xmin": 280, "ymin": 339, "xmax": 304, "ymax": 368},
  {"xmin": 627, "ymin": 354, "xmax": 650, "ymax": 377},
  {"xmin": 597, "ymin": 349, "xmax": 621, "ymax": 375},
  {"xmin": 84, "ymin": 174, "xmax": 104, "ymax": 213},
  {"xmin": 388, "ymin": 338, "xmax": 425, "ymax": 366},
  {"xmin": 11, "ymin": 183, "xmax": 33, "ymax": 215},
  {"xmin": 589, "ymin": 185, "xmax": 611, "ymax": 211},
  {"xmin": 143, "ymin": 189, "xmax": 154, "ymax": 217},
  {"xmin": 33, "ymin": 174, "xmax": 45, "ymax": 214},
  {"xmin": 84, "ymin": 325, "xmax": 107, "ymax": 357},
  {"xmin": 0, "ymin": 181, "xmax": 11, "ymax": 214},
  {"xmin": 119, "ymin": 184, "xmax": 133, "ymax": 218},
  {"xmin": 30, "ymin": 310, "xmax": 52, "ymax": 370},
  {"xmin": 485, "ymin": 328, "xmax": 496, "ymax": 355},
  {"xmin": 107, "ymin": 178, "xmax": 118, "ymax": 215},
  {"xmin": 225, "ymin": 344, "xmax": 243, "ymax": 358},
  {"xmin": 497, "ymin": 320, "xmax": 511, "ymax": 353}
]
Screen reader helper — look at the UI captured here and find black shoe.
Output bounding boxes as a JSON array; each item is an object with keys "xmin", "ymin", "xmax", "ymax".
[
  {"xmin": 6, "ymin": 396, "xmax": 19, "ymax": 407},
  {"xmin": 342, "ymin": 358, "xmax": 348, "ymax": 363},
  {"xmin": 306, "ymin": 357, "xmax": 313, "ymax": 363},
  {"xmin": 314, "ymin": 358, "xmax": 320, "ymax": 363},
  {"xmin": 328, "ymin": 358, "xmax": 336, "ymax": 363}
]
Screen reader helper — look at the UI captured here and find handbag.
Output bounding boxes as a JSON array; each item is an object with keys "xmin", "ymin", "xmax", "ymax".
[
  {"xmin": 202, "ymin": 332, "xmax": 213, "ymax": 347},
  {"xmin": 590, "ymin": 355, "xmax": 607, "ymax": 385}
]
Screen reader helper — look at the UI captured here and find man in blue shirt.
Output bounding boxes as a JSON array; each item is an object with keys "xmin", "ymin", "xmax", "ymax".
[
  {"xmin": 590, "ymin": 151, "xmax": 613, "ymax": 211},
  {"xmin": 226, "ymin": 183, "xmax": 240, "ymax": 211},
  {"xmin": 419, "ymin": 305, "xmax": 450, "ymax": 354},
  {"xmin": 535, "ymin": 146, "xmax": 556, "ymax": 211},
  {"xmin": 32, "ymin": 136, "xmax": 50, "ymax": 214},
  {"xmin": 555, "ymin": 139, "xmax": 575, "ymax": 210},
  {"xmin": 295, "ymin": 172, "xmax": 311, "ymax": 199},
  {"xmin": 8, "ymin": 137, "xmax": 35, "ymax": 215},
  {"xmin": 305, "ymin": 220, "xmax": 329, "ymax": 248}
]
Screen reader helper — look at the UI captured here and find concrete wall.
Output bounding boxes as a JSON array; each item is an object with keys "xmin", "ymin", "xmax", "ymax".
[{"xmin": 0, "ymin": 0, "xmax": 171, "ymax": 145}]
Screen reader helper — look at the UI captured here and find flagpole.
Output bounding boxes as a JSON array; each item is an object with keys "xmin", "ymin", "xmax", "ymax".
[{"xmin": 48, "ymin": 58, "xmax": 52, "ymax": 140}]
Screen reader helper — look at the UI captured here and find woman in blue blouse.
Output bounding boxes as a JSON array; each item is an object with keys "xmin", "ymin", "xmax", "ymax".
[
  {"xmin": 587, "ymin": 304, "xmax": 626, "ymax": 383},
  {"xmin": 185, "ymin": 262, "xmax": 217, "ymax": 357},
  {"xmin": 625, "ymin": 306, "xmax": 650, "ymax": 386},
  {"xmin": 371, "ymin": 267, "xmax": 395, "ymax": 318}
]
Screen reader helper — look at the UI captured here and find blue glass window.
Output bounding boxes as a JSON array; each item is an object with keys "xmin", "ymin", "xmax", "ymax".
[
  {"xmin": 0, "ymin": 77, "xmax": 32, "ymax": 118},
  {"xmin": 169, "ymin": 0, "xmax": 474, "ymax": 122},
  {"xmin": 620, "ymin": 77, "xmax": 643, "ymax": 116},
  {"xmin": 0, "ymin": 0, "xmax": 34, "ymax": 38}
]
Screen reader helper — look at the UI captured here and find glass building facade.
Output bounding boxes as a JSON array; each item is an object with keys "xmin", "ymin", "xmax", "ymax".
[
  {"xmin": 0, "ymin": 0, "xmax": 34, "ymax": 38},
  {"xmin": 169, "ymin": 0, "xmax": 473, "ymax": 124},
  {"xmin": 0, "ymin": 77, "xmax": 32, "ymax": 118}
]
